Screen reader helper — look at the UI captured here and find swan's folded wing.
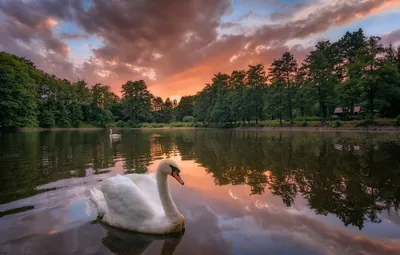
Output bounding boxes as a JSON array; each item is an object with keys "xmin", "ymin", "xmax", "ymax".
[
  {"xmin": 101, "ymin": 175, "xmax": 158, "ymax": 220},
  {"xmin": 124, "ymin": 173, "xmax": 162, "ymax": 210}
]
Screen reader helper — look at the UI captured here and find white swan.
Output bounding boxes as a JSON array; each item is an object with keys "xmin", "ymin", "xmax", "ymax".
[
  {"xmin": 109, "ymin": 129, "xmax": 121, "ymax": 139},
  {"xmin": 90, "ymin": 159, "xmax": 185, "ymax": 234}
]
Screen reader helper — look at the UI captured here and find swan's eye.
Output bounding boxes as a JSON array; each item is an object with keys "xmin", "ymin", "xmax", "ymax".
[{"xmin": 170, "ymin": 165, "xmax": 180, "ymax": 173}]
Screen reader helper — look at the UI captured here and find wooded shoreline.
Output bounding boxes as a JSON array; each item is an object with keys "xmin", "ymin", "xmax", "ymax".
[
  {"xmin": 2, "ymin": 28, "xmax": 400, "ymax": 131},
  {"xmin": 11, "ymin": 125, "xmax": 400, "ymax": 132}
]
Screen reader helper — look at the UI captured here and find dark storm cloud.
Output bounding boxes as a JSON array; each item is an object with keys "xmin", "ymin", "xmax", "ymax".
[
  {"xmin": 0, "ymin": 0, "xmax": 72, "ymax": 56},
  {"xmin": 72, "ymin": 0, "xmax": 232, "ymax": 73},
  {"xmin": 0, "ymin": 0, "xmax": 73, "ymax": 27},
  {"xmin": 250, "ymin": 0, "xmax": 394, "ymax": 48},
  {"xmin": 0, "ymin": 0, "xmax": 397, "ymax": 98}
]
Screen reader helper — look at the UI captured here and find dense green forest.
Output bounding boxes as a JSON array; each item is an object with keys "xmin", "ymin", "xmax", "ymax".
[{"xmin": 1, "ymin": 28, "xmax": 400, "ymax": 128}]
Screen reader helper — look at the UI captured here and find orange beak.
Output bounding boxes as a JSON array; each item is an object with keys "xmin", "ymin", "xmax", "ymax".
[{"xmin": 172, "ymin": 171, "xmax": 184, "ymax": 185}]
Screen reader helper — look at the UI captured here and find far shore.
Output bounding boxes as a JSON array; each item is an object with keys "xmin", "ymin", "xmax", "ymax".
[{"xmin": 8, "ymin": 125, "xmax": 400, "ymax": 133}]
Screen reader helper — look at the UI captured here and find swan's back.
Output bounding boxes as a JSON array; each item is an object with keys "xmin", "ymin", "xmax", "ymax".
[
  {"xmin": 90, "ymin": 161, "xmax": 185, "ymax": 234},
  {"xmin": 92, "ymin": 175, "xmax": 162, "ymax": 231},
  {"xmin": 125, "ymin": 173, "xmax": 162, "ymax": 211}
]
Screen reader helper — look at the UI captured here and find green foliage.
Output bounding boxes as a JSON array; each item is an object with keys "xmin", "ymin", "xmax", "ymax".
[
  {"xmin": 116, "ymin": 120, "xmax": 126, "ymax": 128},
  {"xmin": 58, "ymin": 118, "xmax": 71, "ymax": 128},
  {"xmin": 335, "ymin": 120, "xmax": 341, "ymax": 127},
  {"xmin": 126, "ymin": 120, "xmax": 137, "ymax": 128},
  {"xmin": 396, "ymin": 115, "xmax": 400, "ymax": 126},
  {"xmin": 303, "ymin": 41, "xmax": 337, "ymax": 120},
  {"xmin": 38, "ymin": 109, "xmax": 55, "ymax": 128},
  {"xmin": 70, "ymin": 104, "xmax": 83, "ymax": 127},
  {"xmin": 1, "ymin": 27, "xmax": 400, "ymax": 129},
  {"xmin": 175, "ymin": 96, "xmax": 194, "ymax": 121},
  {"xmin": 0, "ymin": 52, "xmax": 37, "ymax": 127},
  {"xmin": 302, "ymin": 121, "xmax": 308, "ymax": 127},
  {"xmin": 151, "ymin": 96, "xmax": 176, "ymax": 123},
  {"xmin": 122, "ymin": 80, "xmax": 152, "ymax": 123},
  {"xmin": 246, "ymin": 64, "xmax": 267, "ymax": 124},
  {"xmin": 356, "ymin": 119, "xmax": 375, "ymax": 127},
  {"xmin": 294, "ymin": 116, "xmax": 321, "ymax": 121},
  {"xmin": 183, "ymin": 116, "xmax": 194, "ymax": 122}
]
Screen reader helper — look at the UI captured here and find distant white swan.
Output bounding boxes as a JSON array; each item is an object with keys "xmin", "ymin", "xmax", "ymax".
[
  {"xmin": 90, "ymin": 159, "xmax": 185, "ymax": 234},
  {"xmin": 109, "ymin": 129, "xmax": 121, "ymax": 139}
]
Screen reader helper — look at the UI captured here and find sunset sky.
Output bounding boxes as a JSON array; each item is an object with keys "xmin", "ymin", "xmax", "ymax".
[{"xmin": 1, "ymin": 0, "xmax": 400, "ymax": 101}]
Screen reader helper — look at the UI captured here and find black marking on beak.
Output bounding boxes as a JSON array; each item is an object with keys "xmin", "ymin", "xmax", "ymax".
[{"xmin": 170, "ymin": 165, "xmax": 184, "ymax": 185}]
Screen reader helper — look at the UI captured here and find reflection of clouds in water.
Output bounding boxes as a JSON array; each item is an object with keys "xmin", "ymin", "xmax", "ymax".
[
  {"xmin": 2, "ymin": 150, "xmax": 400, "ymax": 255},
  {"xmin": 173, "ymin": 173, "xmax": 400, "ymax": 255}
]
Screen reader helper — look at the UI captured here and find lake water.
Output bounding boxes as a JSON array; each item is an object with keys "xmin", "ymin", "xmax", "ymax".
[{"xmin": 1, "ymin": 130, "xmax": 400, "ymax": 255}]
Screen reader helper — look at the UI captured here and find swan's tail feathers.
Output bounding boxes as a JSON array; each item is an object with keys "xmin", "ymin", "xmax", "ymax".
[{"xmin": 90, "ymin": 186, "xmax": 107, "ymax": 217}]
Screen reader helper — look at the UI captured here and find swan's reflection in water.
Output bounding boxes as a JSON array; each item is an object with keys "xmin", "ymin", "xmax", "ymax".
[{"xmin": 100, "ymin": 221, "xmax": 185, "ymax": 255}]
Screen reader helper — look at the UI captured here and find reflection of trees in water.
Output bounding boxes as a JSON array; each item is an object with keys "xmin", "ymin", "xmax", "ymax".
[
  {"xmin": 0, "ymin": 131, "xmax": 118, "ymax": 204},
  {"xmin": 0, "ymin": 130, "xmax": 182, "ymax": 204},
  {"xmin": 120, "ymin": 131, "xmax": 152, "ymax": 174},
  {"xmin": 2, "ymin": 130, "xmax": 400, "ymax": 230},
  {"xmin": 174, "ymin": 131, "xmax": 400, "ymax": 229}
]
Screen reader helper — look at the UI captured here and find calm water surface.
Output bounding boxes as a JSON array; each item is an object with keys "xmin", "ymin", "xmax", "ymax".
[{"xmin": 1, "ymin": 130, "xmax": 400, "ymax": 255}]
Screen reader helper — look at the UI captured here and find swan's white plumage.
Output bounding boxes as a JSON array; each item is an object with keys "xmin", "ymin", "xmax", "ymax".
[
  {"xmin": 124, "ymin": 173, "xmax": 162, "ymax": 211},
  {"xmin": 109, "ymin": 129, "xmax": 121, "ymax": 139},
  {"xmin": 90, "ymin": 160, "xmax": 185, "ymax": 234}
]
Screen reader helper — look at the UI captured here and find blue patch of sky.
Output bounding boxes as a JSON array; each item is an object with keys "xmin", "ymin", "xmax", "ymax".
[
  {"xmin": 285, "ymin": 11, "xmax": 400, "ymax": 49},
  {"xmin": 67, "ymin": 35, "xmax": 103, "ymax": 65},
  {"xmin": 318, "ymin": 11, "xmax": 400, "ymax": 42},
  {"xmin": 219, "ymin": 0, "xmax": 281, "ymax": 37},
  {"xmin": 56, "ymin": 21, "xmax": 104, "ymax": 65},
  {"xmin": 58, "ymin": 21, "xmax": 82, "ymax": 34},
  {"xmin": 221, "ymin": 0, "xmax": 281, "ymax": 23},
  {"xmin": 82, "ymin": 0, "xmax": 93, "ymax": 11},
  {"xmin": 219, "ymin": 0, "xmax": 313, "ymax": 37}
]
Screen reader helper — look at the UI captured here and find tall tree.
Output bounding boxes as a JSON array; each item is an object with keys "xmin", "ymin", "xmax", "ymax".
[
  {"xmin": 397, "ymin": 46, "xmax": 400, "ymax": 73},
  {"xmin": 193, "ymin": 85, "xmax": 212, "ymax": 124},
  {"xmin": 246, "ymin": 64, "xmax": 266, "ymax": 125},
  {"xmin": 303, "ymin": 41, "xmax": 337, "ymax": 123},
  {"xmin": 121, "ymin": 80, "xmax": 152, "ymax": 123},
  {"xmin": 175, "ymin": 96, "xmax": 195, "ymax": 121},
  {"xmin": 295, "ymin": 67, "xmax": 316, "ymax": 117},
  {"xmin": 0, "ymin": 52, "xmax": 37, "ymax": 127},
  {"xmin": 89, "ymin": 83, "xmax": 115, "ymax": 126},
  {"xmin": 209, "ymin": 73, "xmax": 230, "ymax": 124},
  {"xmin": 163, "ymin": 97, "xmax": 174, "ymax": 123},
  {"xmin": 357, "ymin": 36, "xmax": 385, "ymax": 120},
  {"xmin": 385, "ymin": 43, "xmax": 397, "ymax": 64},
  {"xmin": 268, "ymin": 59, "xmax": 285, "ymax": 125},
  {"xmin": 229, "ymin": 70, "xmax": 246, "ymax": 124},
  {"xmin": 281, "ymin": 52, "xmax": 297, "ymax": 122}
]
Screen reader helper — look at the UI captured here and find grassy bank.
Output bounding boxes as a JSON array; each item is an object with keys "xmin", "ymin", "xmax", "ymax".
[
  {"xmin": 9, "ymin": 118, "xmax": 400, "ymax": 132},
  {"xmin": 120, "ymin": 118, "xmax": 400, "ymax": 128}
]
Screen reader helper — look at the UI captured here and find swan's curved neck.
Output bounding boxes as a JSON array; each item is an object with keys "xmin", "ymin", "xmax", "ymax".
[{"xmin": 156, "ymin": 170, "xmax": 180, "ymax": 219}]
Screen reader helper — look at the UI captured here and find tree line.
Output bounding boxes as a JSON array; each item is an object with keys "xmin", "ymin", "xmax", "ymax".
[
  {"xmin": 1, "ymin": 28, "xmax": 400, "ymax": 128},
  {"xmin": 194, "ymin": 28, "xmax": 400, "ymax": 126},
  {"xmin": 0, "ymin": 52, "xmax": 184, "ymax": 128}
]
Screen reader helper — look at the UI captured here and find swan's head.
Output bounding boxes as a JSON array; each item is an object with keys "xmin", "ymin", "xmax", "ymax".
[{"xmin": 158, "ymin": 159, "xmax": 184, "ymax": 185}]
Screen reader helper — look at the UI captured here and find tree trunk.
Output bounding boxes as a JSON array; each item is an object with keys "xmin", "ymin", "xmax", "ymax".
[
  {"xmin": 318, "ymin": 87, "xmax": 326, "ymax": 125},
  {"xmin": 288, "ymin": 98, "xmax": 292, "ymax": 123},
  {"xmin": 369, "ymin": 86, "xmax": 374, "ymax": 121},
  {"xmin": 279, "ymin": 86, "xmax": 283, "ymax": 126}
]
